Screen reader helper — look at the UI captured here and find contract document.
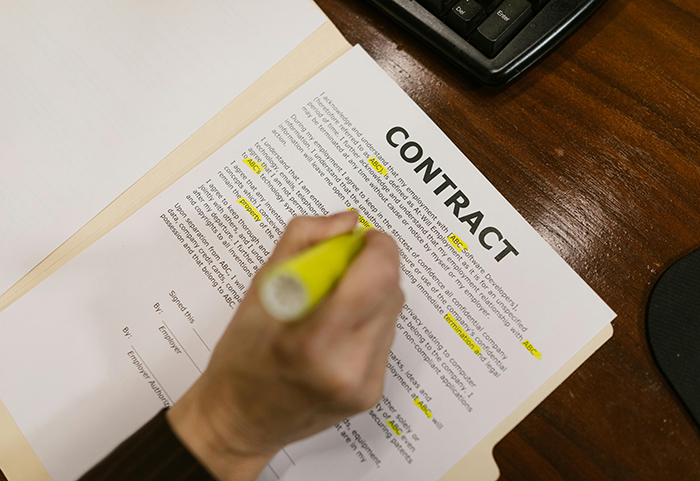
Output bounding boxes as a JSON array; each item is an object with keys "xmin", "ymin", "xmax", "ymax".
[
  {"xmin": 0, "ymin": 0, "xmax": 325, "ymax": 295},
  {"xmin": 0, "ymin": 47, "xmax": 615, "ymax": 481}
]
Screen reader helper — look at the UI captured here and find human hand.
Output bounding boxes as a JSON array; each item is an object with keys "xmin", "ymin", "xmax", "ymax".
[{"xmin": 167, "ymin": 211, "xmax": 404, "ymax": 480}]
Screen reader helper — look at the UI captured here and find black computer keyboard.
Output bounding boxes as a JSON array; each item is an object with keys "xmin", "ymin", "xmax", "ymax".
[{"xmin": 367, "ymin": 0, "xmax": 606, "ymax": 86}]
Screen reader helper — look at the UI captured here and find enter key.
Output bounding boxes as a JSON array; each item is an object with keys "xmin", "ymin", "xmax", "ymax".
[{"xmin": 471, "ymin": 0, "xmax": 533, "ymax": 58}]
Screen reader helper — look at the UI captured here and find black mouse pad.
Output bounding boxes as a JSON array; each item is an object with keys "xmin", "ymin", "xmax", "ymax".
[{"xmin": 647, "ymin": 248, "xmax": 700, "ymax": 426}]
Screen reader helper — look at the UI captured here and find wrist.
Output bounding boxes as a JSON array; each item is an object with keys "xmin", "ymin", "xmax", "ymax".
[{"xmin": 167, "ymin": 376, "xmax": 277, "ymax": 481}]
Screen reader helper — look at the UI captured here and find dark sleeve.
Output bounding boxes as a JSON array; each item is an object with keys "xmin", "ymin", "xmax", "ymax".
[{"xmin": 78, "ymin": 408, "xmax": 215, "ymax": 481}]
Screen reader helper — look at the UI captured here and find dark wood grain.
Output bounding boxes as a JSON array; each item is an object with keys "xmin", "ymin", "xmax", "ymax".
[{"xmin": 316, "ymin": 0, "xmax": 700, "ymax": 479}]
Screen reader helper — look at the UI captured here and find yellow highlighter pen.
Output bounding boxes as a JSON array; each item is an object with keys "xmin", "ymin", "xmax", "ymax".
[{"xmin": 260, "ymin": 226, "xmax": 367, "ymax": 321}]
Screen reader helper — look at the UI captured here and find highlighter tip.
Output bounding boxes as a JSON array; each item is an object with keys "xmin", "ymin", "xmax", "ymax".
[{"xmin": 261, "ymin": 273, "xmax": 308, "ymax": 321}]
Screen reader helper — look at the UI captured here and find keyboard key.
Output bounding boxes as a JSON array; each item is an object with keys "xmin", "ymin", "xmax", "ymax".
[
  {"xmin": 418, "ymin": 0, "xmax": 458, "ymax": 17},
  {"xmin": 529, "ymin": 0, "xmax": 549, "ymax": 11},
  {"xmin": 446, "ymin": 0, "xmax": 485, "ymax": 37},
  {"xmin": 474, "ymin": 0, "xmax": 502, "ymax": 14},
  {"xmin": 470, "ymin": 0, "xmax": 533, "ymax": 58}
]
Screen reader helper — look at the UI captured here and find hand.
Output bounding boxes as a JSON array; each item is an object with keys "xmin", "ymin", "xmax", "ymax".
[{"xmin": 167, "ymin": 211, "xmax": 404, "ymax": 480}]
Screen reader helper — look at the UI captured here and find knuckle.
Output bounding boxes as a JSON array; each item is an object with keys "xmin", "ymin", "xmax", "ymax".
[
  {"xmin": 271, "ymin": 333, "xmax": 318, "ymax": 369},
  {"xmin": 271, "ymin": 335, "xmax": 297, "ymax": 366},
  {"xmin": 324, "ymin": 368, "xmax": 363, "ymax": 404},
  {"xmin": 296, "ymin": 337, "xmax": 324, "ymax": 368},
  {"xmin": 370, "ymin": 255, "xmax": 401, "ymax": 290},
  {"xmin": 396, "ymin": 288, "xmax": 406, "ymax": 309},
  {"xmin": 369, "ymin": 230, "xmax": 399, "ymax": 253},
  {"xmin": 366, "ymin": 234, "xmax": 400, "ymax": 273},
  {"xmin": 355, "ymin": 388, "xmax": 382, "ymax": 412}
]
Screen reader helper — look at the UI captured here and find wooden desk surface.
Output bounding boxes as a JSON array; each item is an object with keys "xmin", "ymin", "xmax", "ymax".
[{"xmin": 316, "ymin": 0, "xmax": 700, "ymax": 479}]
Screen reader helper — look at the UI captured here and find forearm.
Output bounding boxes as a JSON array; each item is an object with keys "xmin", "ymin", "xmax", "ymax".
[{"xmin": 78, "ymin": 409, "xmax": 214, "ymax": 481}]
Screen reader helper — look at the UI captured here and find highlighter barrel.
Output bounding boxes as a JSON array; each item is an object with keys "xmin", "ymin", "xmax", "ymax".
[{"xmin": 260, "ymin": 228, "xmax": 367, "ymax": 321}]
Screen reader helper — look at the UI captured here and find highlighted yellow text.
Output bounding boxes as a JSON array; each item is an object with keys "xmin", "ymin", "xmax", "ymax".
[
  {"xmin": 522, "ymin": 340, "xmax": 542, "ymax": 359},
  {"xmin": 242, "ymin": 157, "xmax": 265, "ymax": 175},
  {"xmin": 237, "ymin": 197, "xmax": 261, "ymax": 221},
  {"xmin": 413, "ymin": 397, "xmax": 433, "ymax": 418},
  {"xmin": 445, "ymin": 313, "xmax": 481, "ymax": 355},
  {"xmin": 386, "ymin": 420, "xmax": 402, "ymax": 436},
  {"xmin": 367, "ymin": 157, "xmax": 388, "ymax": 176},
  {"xmin": 447, "ymin": 233, "xmax": 468, "ymax": 252}
]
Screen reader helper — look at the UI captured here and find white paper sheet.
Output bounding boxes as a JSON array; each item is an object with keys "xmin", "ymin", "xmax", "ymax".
[
  {"xmin": 0, "ymin": 0, "xmax": 325, "ymax": 295},
  {"xmin": 0, "ymin": 47, "xmax": 615, "ymax": 481}
]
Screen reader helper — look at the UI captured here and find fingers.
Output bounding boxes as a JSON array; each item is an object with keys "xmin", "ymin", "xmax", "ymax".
[
  {"xmin": 357, "ymin": 285, "xmax": 403, "ymax": 395},
  {"xmin": 322, "ymin": 231, "xmax": 404, "ymax": 411},
  {"xmin": 318, "ymin": 228, "xmax": 402, "ymax": 332},
  {"xmin": 278, "ymin": 228, "xmax": 402, "ymax": 359},
  {"xmin": 306, "ymin": 287, "xmax": 402, "ymax": 412},
  {"xmin": 275, "ymin": 232, "xmax": 403, "ymax": 410},
  {"xmin": 350, "ymin": 286, "xmax": 403, "ymax": 411},
  {"xmin": 265, "ymin": 211, "xmax": 358, "ymax": 265}
]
